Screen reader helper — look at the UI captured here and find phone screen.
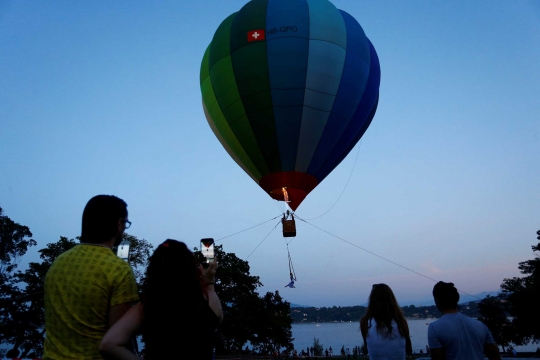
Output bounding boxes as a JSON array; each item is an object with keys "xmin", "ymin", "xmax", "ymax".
[
  {"xmin": 200, "ymin": 238, "xmax": 215, "ymax": 263},
  {"xmin": 117, "ymin": 241, "xmax": 130, "ymax": 262}
]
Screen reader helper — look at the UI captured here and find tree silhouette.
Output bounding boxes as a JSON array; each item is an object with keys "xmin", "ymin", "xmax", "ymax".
[
  {"xmin": 0, "ymin": 207, "xmax": 37, "ymax": 357},
  {"xmin": 479, "ymin": 230, "xmax": 540, "ymax": 346},
  {"xmin": 194, "ymin": 244, "xmax": 293, "ymax": 355}
]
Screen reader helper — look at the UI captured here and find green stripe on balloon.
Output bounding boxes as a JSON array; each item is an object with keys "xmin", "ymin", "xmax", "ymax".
[
  {"xmin": 229, "ymin": 0, "xmax": 268, "ymax": 53},
  {"xmin": 230, "ymin": 0, "xmax": 282, "ymax": 175},
  {"xmin": 201, "ymin": 46, "xmax": 262, "ymax": 181},
  {"xmin": 208, "ymin": 12, "xmax": 270, "ymax": 177},
  {"xmin": 203, "ymin": 103, "xmax": 260, "ymax": 182},
  {"xmin": 209, "ymin": 13, "xmax": 236, "ymax": 68},
  {"xmin": 232, "ymin": 43, "xmax": 281, "ymax": 174}
]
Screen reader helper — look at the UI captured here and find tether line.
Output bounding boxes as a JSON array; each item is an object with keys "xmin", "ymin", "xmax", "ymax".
[
  {"xmin": 295, "ymin": 215, "xmax": 481, "ymax": 300},
  {"xmin": 301, "ymin": 141, "xmax": 362, "ymax": 221},
  {"xmin": 245, "ymin": 219, "xmax": 281, "ymax": 260},
  {"xmin": 216, "ymin": 214, "xmax": 282, "ymax": 242}
]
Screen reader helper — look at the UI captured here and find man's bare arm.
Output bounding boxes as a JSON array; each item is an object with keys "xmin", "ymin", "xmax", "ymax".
[
  {"xmin": 430, "ymin": 347, "xmax": 444, "ymax": 360},
  {"xmin": 109, "ymin": 302, "xmax": 131, "ymax": 328},
  {"xmin": 484, "ymin": 343, "xmax": 501, "ymax": 360}
]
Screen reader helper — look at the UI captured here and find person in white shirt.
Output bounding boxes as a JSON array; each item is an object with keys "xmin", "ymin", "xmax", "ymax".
[
  {"xmin": 428, "ymin": 281, "xmax": 500, "ymax": 360},
  {"xmin": 360, "ymin": 284, "xmax": 412, "ymax": 360}
]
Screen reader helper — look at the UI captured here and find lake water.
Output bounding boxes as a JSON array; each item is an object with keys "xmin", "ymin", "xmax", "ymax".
[{"xmin": 291, "ymin": 320, "xmax": 540, "ymax": 354}]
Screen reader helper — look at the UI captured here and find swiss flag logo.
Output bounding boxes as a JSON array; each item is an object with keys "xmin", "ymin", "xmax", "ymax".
[{"xmin": 247, "ymin": 29, "xmax": 265, "ymax": 42}]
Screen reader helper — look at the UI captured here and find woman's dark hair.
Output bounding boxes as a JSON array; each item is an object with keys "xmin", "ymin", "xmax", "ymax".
[
  {"xmin": 81, "ymin": 195, "xmax": 127, "ymax": 244},
  {"xmin": 360, "ymin": 284, "xmax": 409, "ymax": 340},
  {"xmin": 141, "ymin": 240, "xmax": 208, "ymax": 359},
  {"xmin": 433, "ymin": 281, "xmax": 460, "ymax": 310}
]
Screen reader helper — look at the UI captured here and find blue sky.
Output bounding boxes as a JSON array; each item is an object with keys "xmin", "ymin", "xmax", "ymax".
[{"xmin": 1, "ymin": 1, "xmax": 539, "ymax": 307}]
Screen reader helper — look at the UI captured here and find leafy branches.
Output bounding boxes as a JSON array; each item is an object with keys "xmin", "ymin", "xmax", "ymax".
[
  {"xmin": 0, "ymin": 207, "xmax": 39, "ymax": 357},
  {"xmin": 479, "ymin": 230, "xmax": 540, "ymax": 348},
  {"xmin": 0, "ymin": 207, "xmax": 36, "ymax": 276},
  {"xmin": 194, "ymin": 245, "xmax": 294, "ymax": 355}
]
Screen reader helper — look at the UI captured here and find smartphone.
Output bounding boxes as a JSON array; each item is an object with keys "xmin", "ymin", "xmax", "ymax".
[
  {"xmin": 117, "ymin": 240, "xmax": 130, "ymax": 262},
  {"xmin": 200, "ymin": 238, "xmax": 215, "ymax": 263}
]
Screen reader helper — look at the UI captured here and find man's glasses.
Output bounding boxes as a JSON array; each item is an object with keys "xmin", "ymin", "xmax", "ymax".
[{"xmin": 124, "ymin": 219, "xmax": 132, "ymax": 229}]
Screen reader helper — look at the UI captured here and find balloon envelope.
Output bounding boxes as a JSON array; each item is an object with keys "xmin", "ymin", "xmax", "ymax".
[{"xmin": 200, "ymin": 0, "xmax": 380, "ymax": 211}]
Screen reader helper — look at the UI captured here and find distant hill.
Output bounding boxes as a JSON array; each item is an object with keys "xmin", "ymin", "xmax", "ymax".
[
  {"xmin": 290, "ymin": 291, "xmax": 498, "ymax": 310},
  {"xmin": 401, "ymin": 291, "xmax": 499, "ymax": 307},
  {"xmin": 459, "ymin": 291, "xmax": 499, "ymax": 303}
]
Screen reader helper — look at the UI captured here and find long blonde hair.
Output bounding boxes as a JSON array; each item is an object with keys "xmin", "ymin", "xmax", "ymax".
[{"xmin": 360, "ymin": 284, "xmax": 409, "ymax": 339}]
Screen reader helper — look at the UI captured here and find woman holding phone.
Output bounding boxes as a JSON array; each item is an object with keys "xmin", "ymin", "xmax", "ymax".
[
  {"xmin": 360, "ymin": 284, "xmax": 412, "ymax": 360},
  {"xmin": 100, "ymin": 239, "xmax": 223, "ymax": 359}
]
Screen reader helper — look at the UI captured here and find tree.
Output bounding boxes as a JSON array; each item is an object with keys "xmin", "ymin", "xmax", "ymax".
[
  {"xmin": 312, "ymin": 337, "xmax": 323, "ymax": 356},
  {"xmin": 113, "ymin": 233, "xmax": 154, "ymax": 287},
  {"xmin": 0, "ymin": 207, "xmax": 37, "ymax": 357},
  {"xmin": 481, "ymin": 230, "xmax": 540, "ymax": 345},
  {"xmin": 0, "ymin": 207, "xmax": 36, "ymax": 277},
  {"xmin": 7, "ymin": 237, "xmax": 77, "ymax": 356},
  {"xmin": 194, "ymin": 245, "xmax": 294, "ymax": 355},
  {"xmin": 251, "ymin": 291, "xmax": 294, "ymax": 354},
  {"xmin": 478, "ymin": 295, "xmax": 519, "ymax": 352}
]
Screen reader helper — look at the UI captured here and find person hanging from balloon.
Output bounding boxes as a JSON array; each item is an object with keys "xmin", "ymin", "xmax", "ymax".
[
  {"xmin": 284, "ymin": 241, "xmax": 297, "ymax": 288},
  {"xmin": 285, "ymin": 272, "xmax": 296, "ymax": 288}
]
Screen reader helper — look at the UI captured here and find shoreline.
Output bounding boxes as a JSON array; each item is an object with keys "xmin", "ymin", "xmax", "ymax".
[{"xmin": 292, "ymin": 317, "xmax": 437, "ymax": 324}]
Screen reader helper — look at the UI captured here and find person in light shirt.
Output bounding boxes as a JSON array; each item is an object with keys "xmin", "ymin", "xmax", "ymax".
[
  {"xmin": 428, "ymin": 281, "xmax": 501, "ymax": 360},
  {"xmin": 360, "ymin": 284, "xmax": 412, "ymax": 360}
]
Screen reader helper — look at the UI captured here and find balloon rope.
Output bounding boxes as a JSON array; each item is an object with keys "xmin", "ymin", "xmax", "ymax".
[
  {"xmin": 287, "ymin": 244, "xmax": 297, "ymax": 281},
  {"xmin": 295, "ymin": 215, "xmax": 482, "ymax": 301},
  {"xmin": 245, "ymin": 219, "xmax": 281, "ymax": 260},
  {"xmin": 272, "ymin": 199, "xmax": 286, "ymax": 214},
  {"xmin": 283, "ymin": 231, "xmax": 297, "ymax": 280},
  {"xmin": 301, "ymin": 140, "xmax": 362, "ymax": 220},
  {"xmin": 216, "ymin": 214, "xmax": 283, "ymax": 243}
]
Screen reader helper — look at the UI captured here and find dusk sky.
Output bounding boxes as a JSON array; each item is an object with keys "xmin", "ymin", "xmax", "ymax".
[{"xmin": 1, "ymin": 1, "xmax": 539, "ymax": 307}]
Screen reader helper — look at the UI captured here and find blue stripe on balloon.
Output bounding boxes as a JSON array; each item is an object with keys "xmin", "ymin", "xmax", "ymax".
[
  {"xmin": 266, "ymin": 0, "xmax": 309, "ymax": 40},
  {"xmin": 267, "ymin": 0, "xmax": 309, "ymax": 172},
  {"xmin": 306, "ymin": 10, "xmax": 371, "ymax": 176},
  {"xmin": 296, "ymin": 42, "xmax": 346, "ymax": 172},
  {"xmin": 306, "ymin": 0, "xmax": 346, "ymax": 49},
  {"xmin": 343, "ymin": 96, "xmax": 379, "ymax": 163},
  {"xmin": 295, "ymin": 0, "xmax": 346, "ymax": 173},
  {"xmin": 315, "ymin": 39, "xmax": 381, "ymax": 182}
]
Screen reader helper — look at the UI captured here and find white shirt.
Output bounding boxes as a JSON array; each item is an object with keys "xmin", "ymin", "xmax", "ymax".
[
  {"xmin": 428, "ymin": 312, "xmax": 495, "ymax": 360},
  {"xmin": 365, "ymin": 319, "xmax": 406, "ymax": 360}
]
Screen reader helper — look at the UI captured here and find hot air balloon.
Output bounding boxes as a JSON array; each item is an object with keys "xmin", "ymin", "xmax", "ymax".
[{"xmin": 200, "ymin": 0, "xmax": 380, "ymax": 211}]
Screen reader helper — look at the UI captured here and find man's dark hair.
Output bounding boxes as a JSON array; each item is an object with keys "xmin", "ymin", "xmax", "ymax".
[
  {"xmin": 433, "ymin": 281, "xmax": 460, "ymax": 310},
  {"xmin": 81, "ymin": 195, "xmax": 127, "ymax": 244}
]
